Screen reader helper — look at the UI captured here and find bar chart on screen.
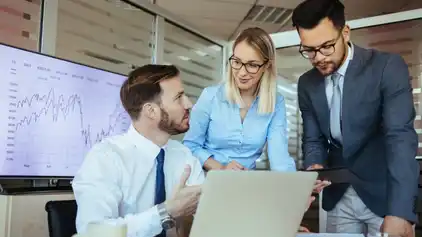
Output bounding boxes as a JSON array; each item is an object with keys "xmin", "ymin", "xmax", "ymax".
[{"xmin": 0, "ymin": 44, "xmax": 131, "ymax": 177}]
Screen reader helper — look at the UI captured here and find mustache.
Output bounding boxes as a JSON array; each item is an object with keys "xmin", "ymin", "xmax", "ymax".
[{"xmin": 315, "ymin": 61, "xmax": 328, "ymax": 66}]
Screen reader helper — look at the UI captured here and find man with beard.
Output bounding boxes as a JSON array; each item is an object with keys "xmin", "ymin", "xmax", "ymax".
[
  {"xmin": 292, "ymin": 0, "xmax": 419, "ymax": 236},
  {"xmin": 72, "ymin": 64, "xmax": 205, "ymax": 237}
]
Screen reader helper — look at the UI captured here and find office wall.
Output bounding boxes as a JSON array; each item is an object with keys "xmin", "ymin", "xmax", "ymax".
[
  {"xmin": 163, "ymin": 21, "xmax": 224, "ymax": 104},
  {"xmin": 161, "ymin": 20, "xmax": 224, "ymax": 141},
  {"xmin": 0, "ymin": 0, "xmax": 42, "ymax": 51},
  {"xmin": 54, "ymin": 0, "xmax": 155, "ymax": 75},
  {"xmin": 276, "ymin": 77, "xmax": 301, "ymax": 166}
]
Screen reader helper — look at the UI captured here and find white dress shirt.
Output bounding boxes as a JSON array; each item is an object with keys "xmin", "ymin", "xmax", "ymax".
[
  {"xmin": 72, "ymin": 125, "xmax": 205, "ymax": 237},
  {"xmin": 325, "ymin": 43, "xmax": 353, "ymax": 108}
]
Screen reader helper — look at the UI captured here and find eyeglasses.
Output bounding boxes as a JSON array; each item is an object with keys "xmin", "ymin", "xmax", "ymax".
[
  {"xmin": 229, "ymin": 56, "xmax": 267, "ymax": 74},
  {"xmin": 299, "ymin": 32, "xmax": 342, "ymax": 59}
]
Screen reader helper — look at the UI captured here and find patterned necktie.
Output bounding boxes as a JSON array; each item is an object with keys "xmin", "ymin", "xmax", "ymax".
[
  {"xmin": 330, "ymin": 72, "xmax": 342, "ymax": 144},
  {"xmin": 155, "ymin": 149, "xmax": 166, "ymax": 237}
]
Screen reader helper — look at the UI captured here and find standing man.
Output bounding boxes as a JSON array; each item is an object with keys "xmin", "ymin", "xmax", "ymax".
[
  {"xmin": 292, "ymin": 0, "xmax": 419, "ymax": 236},
  {"xmin": 72, "ymin": 64, "xmax": 205, "ymax": 237}
]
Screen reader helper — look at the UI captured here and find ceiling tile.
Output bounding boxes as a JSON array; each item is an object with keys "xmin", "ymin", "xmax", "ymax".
[
  {"xmin": 179, "ymin": 15, "xmax": 239, "ymax": 40},
  {"xmin": 156, "ymin": 0, "xmax": 252, "ymax": 21},
  {"xmin": 257, "ymin": 0, "xmax": 303, "ymax": 8}
]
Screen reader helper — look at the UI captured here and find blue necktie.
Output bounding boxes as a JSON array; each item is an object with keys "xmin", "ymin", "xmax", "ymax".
[
  {"xmin": 330, "ymin": 72, "xmax": 342, "ymax": 144},
  {"xmin": 155, "ymin": 149, "xmax": 166, "ymax": 237}
]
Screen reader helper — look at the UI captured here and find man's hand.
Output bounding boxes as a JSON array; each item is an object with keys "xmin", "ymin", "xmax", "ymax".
[
  {"xmin": 166, "ymin": 165, "xmax": 202, "ymax": 218},
  {"xmin": 222, "ymin": 160, "xmax": 246, "ymax": 170},
  {"xmin": 298, "ymin": 226, "xmax": 311, "ymax": 233},
  {"xmin": 307, "ymin": 164, "xmax": 324, "ymax": 170},
  {"xmin": 313, "ymin": 180, "xmax": 331, "ymax": 193},
  {"xmin": 306, "ymin": 164, "xmax": 331, "ymax": 193},
  {"xmin": 381, "ymin": 216, "xmax": 413, "ymax": 237}
]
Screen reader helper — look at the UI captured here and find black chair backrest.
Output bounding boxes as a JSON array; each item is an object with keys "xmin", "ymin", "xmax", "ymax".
[{"xmin": 45, "ymin": 200, "xmax": 77, "ymax": 237}]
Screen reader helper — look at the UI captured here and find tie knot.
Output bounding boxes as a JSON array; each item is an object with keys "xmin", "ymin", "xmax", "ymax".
[
  {"xmin": 156, "ymin": 149, "xmax": 165, "ymax": 164},
  {"xmin": 331, "ymin": 73, "xmax": 340, "ymax": 86}
]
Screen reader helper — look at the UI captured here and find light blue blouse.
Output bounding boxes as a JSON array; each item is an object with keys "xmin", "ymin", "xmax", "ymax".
[{"xmin": 182, "ymin": 84, "xmax": 296, "ymax": 171}]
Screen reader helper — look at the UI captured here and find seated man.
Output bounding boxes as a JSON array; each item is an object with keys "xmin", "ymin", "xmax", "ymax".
[{"xmin": 72, "ymin": 64, "xmax": 204, "ymax": 237}]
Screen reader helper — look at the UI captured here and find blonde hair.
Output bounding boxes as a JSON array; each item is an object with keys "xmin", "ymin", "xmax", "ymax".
[{"xmin": 225, "ymin": 27, "xmax": 277, "ymax": 114}]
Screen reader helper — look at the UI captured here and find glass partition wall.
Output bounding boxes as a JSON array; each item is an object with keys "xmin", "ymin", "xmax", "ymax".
[
  {"xmin": 274, "ymin": 11, "xmax": 422, "ymax": 168},
  {"xmin": 0, "ymin": 0, "xmax": 43, "ymax": 51},
  {"xmin": 1, "ymin": 0, "xmax": 227, "ymax": 141}
]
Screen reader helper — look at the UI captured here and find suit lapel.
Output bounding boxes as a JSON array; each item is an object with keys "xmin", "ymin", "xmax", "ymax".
[{"xmin": 341, "ymin": 44, "xmax": 365, "ymax": 149}]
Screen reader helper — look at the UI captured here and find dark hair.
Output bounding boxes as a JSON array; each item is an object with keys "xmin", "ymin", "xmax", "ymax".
[
  {"xmin": 120, "ymin": 64, "xmax": 180, "ymax": 120},
  {"xmin": 292, "ymin": 0, "xmax": 345, "ymax": 30}
]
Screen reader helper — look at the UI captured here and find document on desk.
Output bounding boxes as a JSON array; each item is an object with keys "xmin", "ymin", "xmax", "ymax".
[{"xmin": 297, "ymin": 234, "xmax": 364, "ymax": 237}]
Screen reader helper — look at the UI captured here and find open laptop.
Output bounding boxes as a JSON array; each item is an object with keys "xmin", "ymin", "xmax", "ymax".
[{"xmin": 189, "ymin": 170, "xmax": 318, "ymax": 237}]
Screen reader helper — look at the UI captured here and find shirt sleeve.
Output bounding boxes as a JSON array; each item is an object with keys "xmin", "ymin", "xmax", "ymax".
[
  {"xmin": 72, "ymin": 143, "xmax": 163, "ymax": 237},
  {"xmin": 266, "ymin": 95, "xmax": 297, "ymax": 172},
  {"xmin": 185, "ymin": 148, "xmax": 206, "ymax": 185},
  {"xmin": 183, "ymin": 87, "xmax": 215, "ymax": 165}
]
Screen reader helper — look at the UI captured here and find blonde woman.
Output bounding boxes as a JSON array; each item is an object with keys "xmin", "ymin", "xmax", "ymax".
[{"xmin": 183, "ymin": 27, "xmax": 295, "ymax": 172}]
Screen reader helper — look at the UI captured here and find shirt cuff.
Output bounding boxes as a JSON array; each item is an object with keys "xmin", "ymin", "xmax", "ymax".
[
  {"xmin": 194, "ymin": 149, "xmax": 213, "ymax": 165},
  {"xmin": 137, "ymin": 205, "xmax": 163, "ymax": 237}
]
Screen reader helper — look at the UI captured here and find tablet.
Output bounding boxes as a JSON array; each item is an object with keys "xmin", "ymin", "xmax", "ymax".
[{"xmin": 305, "ymin": 167, "xmax": 355, "ymax": 184}]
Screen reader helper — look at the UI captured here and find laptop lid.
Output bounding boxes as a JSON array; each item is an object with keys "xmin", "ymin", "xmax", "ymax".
[{"xmin": 189, "ymin": 170, "xmax": 318, "ymax": 237}]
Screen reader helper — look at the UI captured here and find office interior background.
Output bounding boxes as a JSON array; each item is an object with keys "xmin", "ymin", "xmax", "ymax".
[{"xmin": 0, "ymin": 0, "xmax": 422, "ymax": 236}]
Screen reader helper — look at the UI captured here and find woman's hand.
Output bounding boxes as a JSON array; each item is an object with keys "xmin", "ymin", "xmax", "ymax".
[{"xmin": 222, "ymin": 161, "xmax": 246, "ymax": 170}]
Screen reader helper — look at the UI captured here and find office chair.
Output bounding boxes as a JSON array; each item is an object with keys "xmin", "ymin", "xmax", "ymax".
[{"xmin": 45, "ymin": 200, "xmax": 77, "ymax": 237}]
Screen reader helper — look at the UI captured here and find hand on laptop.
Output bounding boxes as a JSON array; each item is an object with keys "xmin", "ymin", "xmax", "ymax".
[
  {"xmin": 307, "ymin": 164, "xmax": 331, "ymax": 193},
  {"xmin": 222, "ymin": 160, "xmax": 247, "ymax": 170},
  {"xmin": 313, "ymin": 179, "xmax": 331, "ymax": 193},
  {"xmin": 166, "ymin": 165, "xmax": 202, "ymax": 218},
  {"xmin": 307, "ymin": 164, "xmax": 324, "ymax": 170},
  {"xmin": 298, "ymin": 226, "xmax": 311, "ymax": 232}
]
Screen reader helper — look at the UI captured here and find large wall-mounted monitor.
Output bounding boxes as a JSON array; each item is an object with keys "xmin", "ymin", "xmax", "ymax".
[{"xmin": 0, "ymin": 43, "xmax": 131, "ymax": 178}]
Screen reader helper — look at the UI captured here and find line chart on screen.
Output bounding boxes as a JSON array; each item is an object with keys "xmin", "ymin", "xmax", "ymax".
[{"xmin": 0, "ymin": 44, "xmax": 131, "ymax": 177}]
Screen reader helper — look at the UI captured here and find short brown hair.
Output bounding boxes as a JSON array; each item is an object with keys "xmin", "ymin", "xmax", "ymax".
[{"xmin": 120, "ymin": 64, "xmax": 180, "ymax": 120}]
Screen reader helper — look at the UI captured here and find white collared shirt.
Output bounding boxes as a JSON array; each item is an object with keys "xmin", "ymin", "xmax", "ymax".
[
  {"xmin": 325, "ymin": 44, "xmax": 354, "ymax": 108},
  {"xmin": 72, "ymin": 125, "xmax": 205, "ymax": 237}
]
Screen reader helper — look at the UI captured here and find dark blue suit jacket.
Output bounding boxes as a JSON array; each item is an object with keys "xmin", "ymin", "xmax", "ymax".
[{"xmin": 298, "ymin": 44, "xmax": 420, "ymax": 223}]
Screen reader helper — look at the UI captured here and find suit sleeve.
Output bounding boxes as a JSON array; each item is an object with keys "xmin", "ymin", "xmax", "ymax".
[
  {"xmin": 381, "ymin": 54, "xmax": 419, "ymax": 223},
  {"xmin": 298, "ymin": 76, "xmax": 328, "ymax": 168}
]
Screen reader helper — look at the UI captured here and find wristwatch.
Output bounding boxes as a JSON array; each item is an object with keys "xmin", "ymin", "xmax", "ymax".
[{"xmin": 157, "ymin": 203, "xmax": 176, "ymax": 230}]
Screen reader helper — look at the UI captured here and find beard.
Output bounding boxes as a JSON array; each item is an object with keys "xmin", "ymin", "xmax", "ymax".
[
  {"xmin": 158, "ymin": 108, "xmax": 190, "ymax": 135},
  {"xmin": 313, "ymin": 42, "xmax": 347, "ymax": 76}
]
